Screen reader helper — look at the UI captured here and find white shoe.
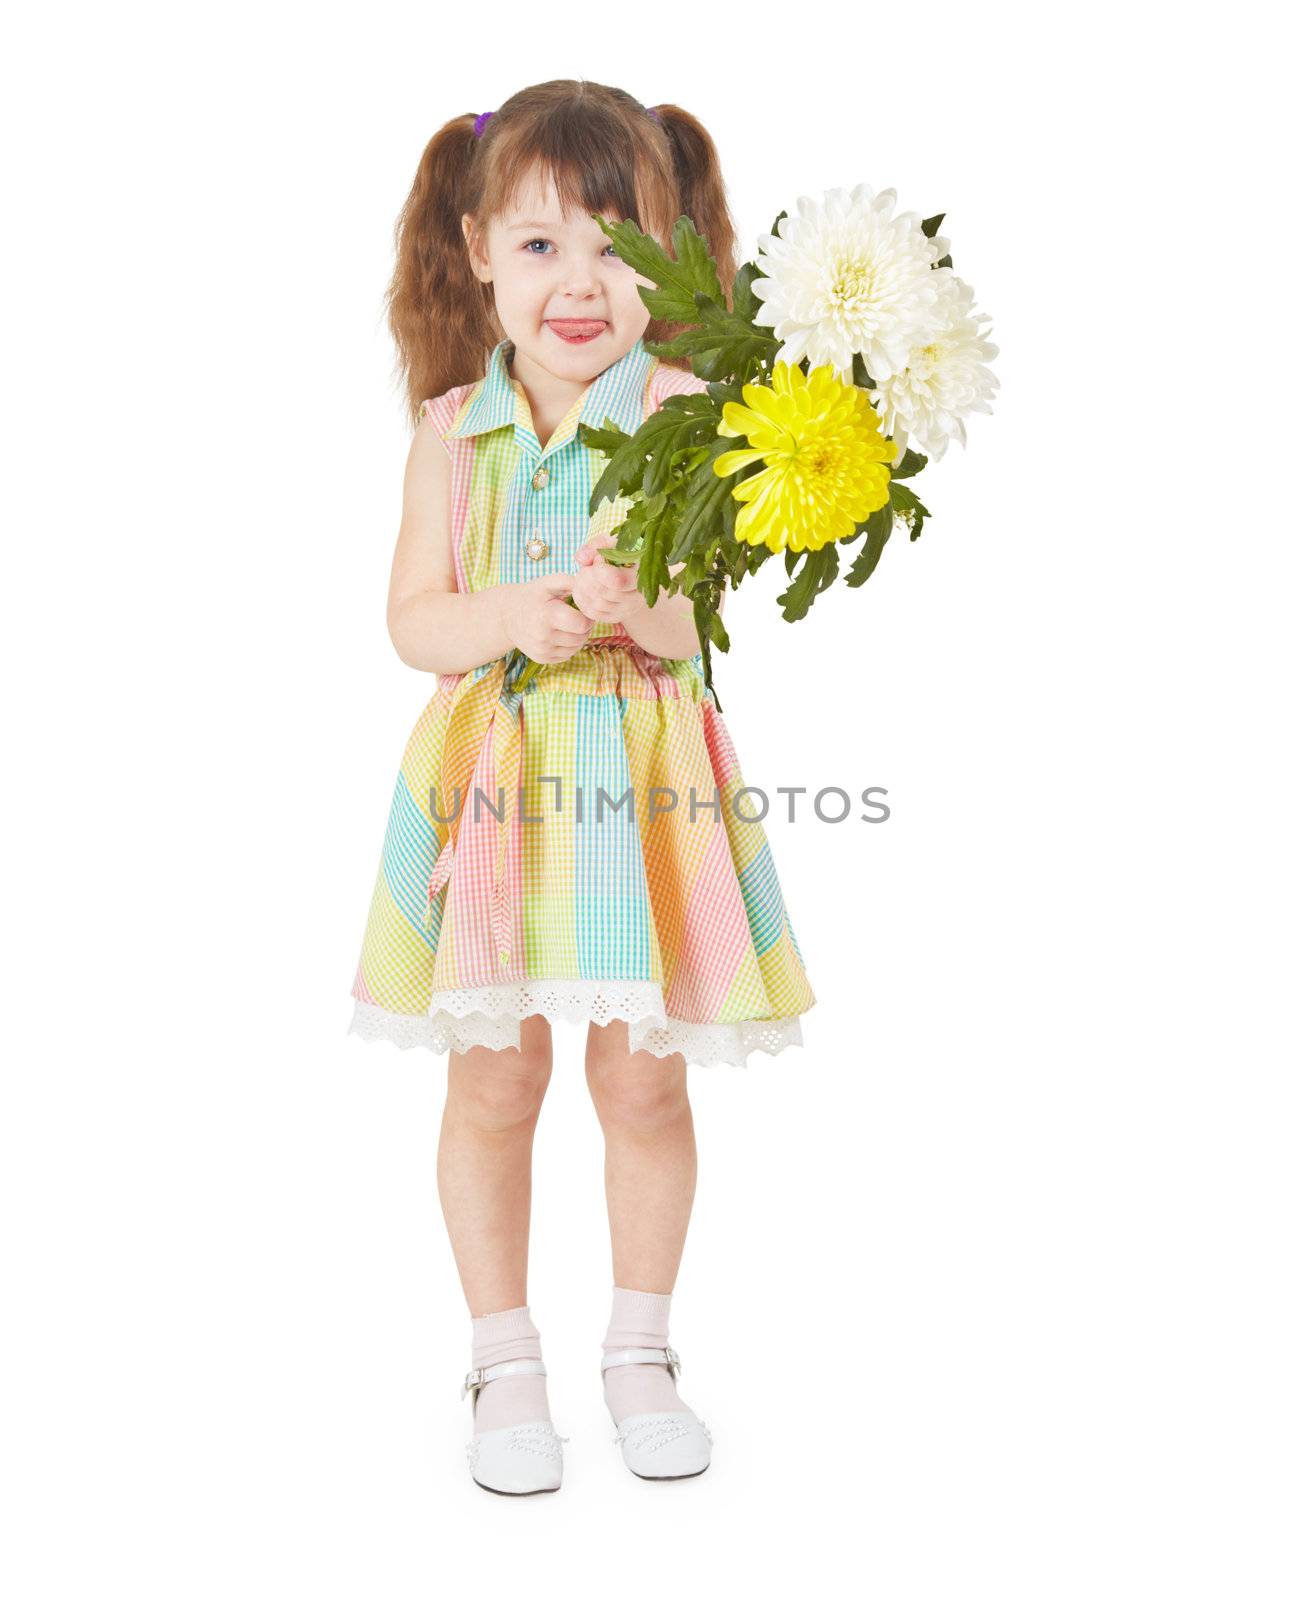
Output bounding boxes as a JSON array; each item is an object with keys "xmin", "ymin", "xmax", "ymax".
[
  {"xmin": 460, "ymin": 1357, "xmax": 568, "ymax": 1495},
  {"xmin": 602, "ymin": 1345, "xmax": 713, "ymax": 1480}
]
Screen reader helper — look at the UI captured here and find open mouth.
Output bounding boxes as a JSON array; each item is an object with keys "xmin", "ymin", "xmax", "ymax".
[{"xmin": 546, "ymin": 319, "xmax": 608, "ymax": 344}]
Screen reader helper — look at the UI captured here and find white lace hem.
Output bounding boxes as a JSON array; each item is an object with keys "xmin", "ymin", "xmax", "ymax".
[{"xmin": 347, "ymin": 980, "xmax": 805, "ymax": 1068}]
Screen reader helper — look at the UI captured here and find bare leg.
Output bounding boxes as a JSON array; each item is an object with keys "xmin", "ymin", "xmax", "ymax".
[
  {"xmin": 584, "ymin": 1019, "xmax": 696, "ymax": 1292},
  {"xmin": 437, "ymin": 1013, "xmax": 553, "ymax": 1316}
]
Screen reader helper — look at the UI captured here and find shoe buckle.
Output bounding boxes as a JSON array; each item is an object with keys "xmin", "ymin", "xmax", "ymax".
[
  {"xmin": 460, "ymin": 1366, "xmax": 484, "ymax": 1401},
  {"xmin": 665, "ymin": 1345, "xmax": 681, "ymax": 1379}
]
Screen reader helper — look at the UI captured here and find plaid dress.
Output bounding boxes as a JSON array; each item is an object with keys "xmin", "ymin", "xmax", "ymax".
[{"xmin": 348, "ymin": 335, "xmax": 816, "ymax": 1066}]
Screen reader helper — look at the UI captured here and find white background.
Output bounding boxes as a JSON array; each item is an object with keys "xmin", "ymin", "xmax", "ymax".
[{"xmin": 4, "ymin": 2, "xmax": 1307, "ymax": 1594}]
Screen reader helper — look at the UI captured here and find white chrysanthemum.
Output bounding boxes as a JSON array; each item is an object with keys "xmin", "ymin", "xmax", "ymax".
[
  {"xmin": 750, "ymin": 184, "xmax": 951, "ymax": 383},
  {"xmin": 875, "ymin": 272, "xmax": 1000, "ymax": 461}
]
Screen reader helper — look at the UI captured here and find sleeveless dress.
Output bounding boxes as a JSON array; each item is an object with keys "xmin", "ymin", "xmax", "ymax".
[{"xmin": 347, "ymin": 334, "xmax": 817, "ymax": 1067}]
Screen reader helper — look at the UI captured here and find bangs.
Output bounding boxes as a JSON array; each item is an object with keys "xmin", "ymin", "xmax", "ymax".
[{"xmin": 480, "ymin": 109, "xmax": 677, "ymax": 243}]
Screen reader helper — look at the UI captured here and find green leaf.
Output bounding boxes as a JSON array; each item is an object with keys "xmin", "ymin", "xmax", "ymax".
[
  {"xmin": 578, "ymin": 417, "xmax": 653, "ymax": 513},
  {"xmin": 592, "ymin": 213, "xmax": 725, "ymax": 324},
  {"xmin": 706, "ymin": 378, "xmax": 745, "ymax": 411},
  {"xmin": 851, "ymin": 352, "xmax": 877, "ymax": 390},
  {"xmin": 743, "ymin": 543, "xmax": 773, "ymax": 577},
  {"xmin": 668, "ymin": 449, "xmax": 741, "ymax": 563},
  {"xmin": 776, "ymin": 545, "xmax": 839, "ymax": 621},
  {"xmin": 844, "ymin": 505, "xmax": 894, "ymax": 588},
  {"xmin": 889, "ymin": 447, "xmax": 928, "ymax": 480},
  {"xmin": 636, "ymin": 506, "xmax": 674, "ymax": 605},
  {"xmin": 642, "ymin": 297, "xmax": 779, "ymax": 382},
  {"xmin": 692, "ymin": 579, "xmax": 731, "ymax": 712},
  {"xmin": 693, "ymin": 582, "xmax": 731, "ymax": 653},
  {"xmin": 922, "ymin": 213, "xmax": 951, "ymax": 269},
  {"xmin": 679, "ymin": 548, "xmax": 708, "ymax": 589},
  {"xmin": 889, "ymin": 482, "xmax": 931, "ymax": 541},
  {"xmin": 729, "ymin": 260, "xmax": 765, "ymax": 322},
  {"xmin": 579, "ymin": 394, "xmax": 724, "ymax": 512},
  {"xmin": 721, "ymin": 541, "xmax": 772, "ymax": 586}
]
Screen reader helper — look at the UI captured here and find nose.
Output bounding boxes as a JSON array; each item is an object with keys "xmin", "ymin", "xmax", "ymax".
[{"xmin": 557, "ymin": 253, "xmax": 604, "ymax": 299}]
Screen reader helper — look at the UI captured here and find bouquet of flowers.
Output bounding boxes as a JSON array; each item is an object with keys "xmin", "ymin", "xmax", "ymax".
[{"xmin": 576, "ymin": 184, "xmax": 999, "ymax": 710}]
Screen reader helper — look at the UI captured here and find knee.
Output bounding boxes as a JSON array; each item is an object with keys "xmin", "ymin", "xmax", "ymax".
[
  {"xmin": 451, "ymin": 1052, "xmax": 552, "ymax": 1134},
  {"xmin": 586, "ymin": 1038, "xmax": 688, "ymax": 1134}
]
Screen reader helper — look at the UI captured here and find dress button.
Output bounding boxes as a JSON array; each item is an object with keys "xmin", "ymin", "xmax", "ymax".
[
  {"xmin": 525, "ymin": 532, "xmax": 549, "ymax": 560},
  {"xmin": 532, "ymin": 467, "xmax": 550, "ymax": 490}
]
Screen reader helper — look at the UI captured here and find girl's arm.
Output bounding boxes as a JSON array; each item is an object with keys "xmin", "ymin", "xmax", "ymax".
[
  {"xmin": 385, "ymin": 424, "xmax": 512, "ymax": 674},
  {"xmin": 386, "ymin": 424, "xmax": 589, "ymax": 674}
]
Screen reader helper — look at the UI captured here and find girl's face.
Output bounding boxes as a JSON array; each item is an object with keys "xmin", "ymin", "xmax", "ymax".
[{"xmin": 463, "ymin": 168, "xmax": 654, "ymax": 382}]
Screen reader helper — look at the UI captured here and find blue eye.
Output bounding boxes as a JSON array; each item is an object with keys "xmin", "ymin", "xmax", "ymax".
[{"xmin": 524, "ymin": 239, "xmax": 619, "ymax": 257}]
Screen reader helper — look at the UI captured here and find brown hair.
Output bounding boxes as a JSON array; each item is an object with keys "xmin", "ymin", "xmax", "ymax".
[{"xmin": 384, "ymin": 79, "xmax": 739, "ymax": 427}]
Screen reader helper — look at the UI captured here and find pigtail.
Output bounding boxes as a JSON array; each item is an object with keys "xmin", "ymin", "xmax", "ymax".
[
  {"xmin": 384, "ymin": 115, "xmax": 500, "ymax": 428},
  {"xmin": 644, "ymin": 104, "xmax": 740, "ymax": 355}
]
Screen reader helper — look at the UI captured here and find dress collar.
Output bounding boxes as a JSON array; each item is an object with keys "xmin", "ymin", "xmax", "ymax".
[{"xmin": 441, "ymin": 334, "xmax": 655, "ymax": 457}]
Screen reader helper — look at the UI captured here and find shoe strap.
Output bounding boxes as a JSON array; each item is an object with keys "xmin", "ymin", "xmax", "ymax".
[
  {"xmin": 600, "ymin": 1344, "xmax": 681, "ymax": 1379},
  {"xmin": 460, "ymin": 1356, "xmax": 547, "ymax": 1402}
]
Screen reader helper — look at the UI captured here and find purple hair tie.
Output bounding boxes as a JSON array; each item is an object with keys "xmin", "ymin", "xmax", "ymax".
[{"xmin": 646, "ymin": 106, "xmax": 662, "ymax": 123}]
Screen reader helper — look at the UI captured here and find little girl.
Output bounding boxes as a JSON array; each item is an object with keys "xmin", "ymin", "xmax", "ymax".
[{"xmin": 348, "ymin": 79, "xmax": 816, "ymax": 1495}]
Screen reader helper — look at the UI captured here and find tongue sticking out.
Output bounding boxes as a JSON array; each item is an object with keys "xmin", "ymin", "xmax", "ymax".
[{"xmin": 548, "ymin": 320, "xmax": 607, "ymax": 337}]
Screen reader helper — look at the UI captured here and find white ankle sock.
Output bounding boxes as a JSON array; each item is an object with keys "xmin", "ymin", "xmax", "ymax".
[
  {"xmin": 469, "ymin": 1305, "xmax": 552, "ymax": 1434},
  {"xmin": 601, "ymin": 1285, "xmax": 692, "ymax": 1424}
]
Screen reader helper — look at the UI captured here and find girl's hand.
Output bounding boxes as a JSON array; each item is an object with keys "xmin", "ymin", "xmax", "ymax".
[
  {"xmin": 572, "ymin": 533, "xmax": 645, "ymax": 625},
  {"xmin": 497, "ymin": 570, "xmax": 594, "ymax": 664}
]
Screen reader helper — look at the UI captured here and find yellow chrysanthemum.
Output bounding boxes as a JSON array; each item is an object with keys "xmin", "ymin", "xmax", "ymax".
[{"xmin": 712, "ymin": 361, "xmax": 899, "ymax": 554}]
